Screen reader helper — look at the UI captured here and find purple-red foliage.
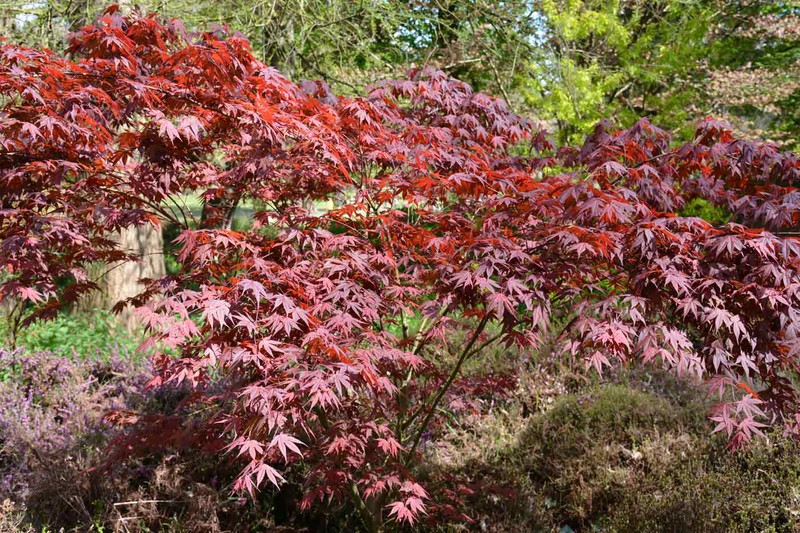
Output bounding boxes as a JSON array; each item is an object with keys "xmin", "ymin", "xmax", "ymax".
[{"xmin": 2, "ymin": 8, "xmax": 800, "ymax": 527}]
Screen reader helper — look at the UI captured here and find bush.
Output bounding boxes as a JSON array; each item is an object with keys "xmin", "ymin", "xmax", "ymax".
[
  {"xmin": 456, "ymin": 378, "xmax": 800, "ymax": 532},
  {"xmin": 0, "ymin": 499, "xmax": 33, "ymax": 533},
  {"xmin": 0, "ymin": 347, "xmax": 333, "ymax": 532},
  {"xmin": 611, "ymin": 433, "xmax": 800, "ymax": 533},
  {"xmin": 4, "ymin": 349, "xmax": 800, "ymax": 532},
  {"xmin": 0, "ymin": 347, "xmax": 148, "ymax": 526},
  {"xmin": 516, "ymin": 382, "xmax": 708, "ymax": 530},
  {"xmin": 678, "ymin": 197, "xmax": 730, "ymax": 225}
]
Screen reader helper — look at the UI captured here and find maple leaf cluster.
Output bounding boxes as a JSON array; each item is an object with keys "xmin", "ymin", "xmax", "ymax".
[{"xmin": 2, "ymin": 8, "xmax": 800, "ymax": 528}]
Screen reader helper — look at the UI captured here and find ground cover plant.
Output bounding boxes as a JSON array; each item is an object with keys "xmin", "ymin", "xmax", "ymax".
[
  {"xmin": 2, "ymin": 7, "xmax": 800, "ymax": 531},
  {"xmin": 0, "ymin": 310, "xmax": 140, "ymax": 357},
  {"xmin": 0, "ymin": 347, "xmax": 148, "ymax": 523}
]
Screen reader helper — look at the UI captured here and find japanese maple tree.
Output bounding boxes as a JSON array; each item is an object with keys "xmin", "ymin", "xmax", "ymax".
[{"xmin": 2, "ymin": 8, "xmax": 800, "ymax": 531}]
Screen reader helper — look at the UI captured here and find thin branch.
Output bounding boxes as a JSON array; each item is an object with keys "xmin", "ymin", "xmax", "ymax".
[{"xmin": 403, "ymin": 313, "xmax": 491, "ymax": 466}]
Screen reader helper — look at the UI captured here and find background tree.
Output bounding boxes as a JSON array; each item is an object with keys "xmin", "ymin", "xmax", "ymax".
[
  {"xmin": 4, "ymin": 0, "xmax": 796, "ymax": 148},
  {"xmin": 523, "ymin": 0, "xmax": 716, "ymax": 143},
  {"xmin": 706, "ymin": 1, "xmax": 800, "ymax": 150},
  {"xmin": 0, "ymin": 0, "xmax": 543, "ymax": 94}
]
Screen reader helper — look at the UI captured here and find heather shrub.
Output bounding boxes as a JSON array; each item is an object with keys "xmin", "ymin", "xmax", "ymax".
[
  {"xmin": 0, "ymin": 347, "xmax": 335, "ymax": 532},
  {"xmin": 439, "ymin": 375, "xmax": 800, "ymax": 533},
  {"xmin": 0, "ymin": 347, "xmax": 148, "ymax": 526},
  {"xmin": 0, "ymin": 499, "xmax": 33, "ymax": 533}
]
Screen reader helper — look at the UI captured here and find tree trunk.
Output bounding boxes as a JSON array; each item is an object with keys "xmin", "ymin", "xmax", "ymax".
[
  {"xmin": 79, "ymin": 224, "xmax": 165, "ymax": 331},
  {"xmin": 0, "ymin": 9, "xmax": 13, "ymax": 38}
]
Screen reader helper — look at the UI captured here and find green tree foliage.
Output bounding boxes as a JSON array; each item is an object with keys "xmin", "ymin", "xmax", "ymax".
[
  {"xmin": 524, "ymin": 0, "xmax": 800, "ymax": 145},
  {"xmin": 523, "ymin": 0, "xmax": 716, "ymax": 143},
  {"xmin": 0, "ymin": 0, "xmax": 543, "ymax": 96}
]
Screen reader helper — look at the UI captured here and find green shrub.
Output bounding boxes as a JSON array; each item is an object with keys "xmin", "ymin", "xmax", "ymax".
[
  {"xmin": 496, "ymin": 381, "xmax": 800, "ymax": 532},
  {"xmin": 512, "ymin": 383, "xmax": 707, "ymax": 530},
  {"xmin": 679, "ymin": 197, "xmax": 730, "ymax": 225},
  {"xmin": 611, "ymin": 438, "xmax": 800, "ymax": 533}
]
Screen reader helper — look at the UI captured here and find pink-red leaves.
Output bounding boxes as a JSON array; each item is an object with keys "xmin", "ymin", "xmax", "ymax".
[
  {"xmin": 387, "ymin": 481, "xmax": 429, "ymax": 525},
  {"xmin": 235, "ymin": 438, "xmax": 264, "ymax": 460},
  {"xmin": 202, "ymin": 299, "xmax": 231, "ymax": 329},
  {"xmin": 269, "ymin": 433, "xmax": 305, "ymax": 461}
]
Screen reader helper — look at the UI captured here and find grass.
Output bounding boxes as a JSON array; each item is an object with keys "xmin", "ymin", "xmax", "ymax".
[{"xmin": 1, "ymin": 310, "xmax": 142, "ymax": 360}]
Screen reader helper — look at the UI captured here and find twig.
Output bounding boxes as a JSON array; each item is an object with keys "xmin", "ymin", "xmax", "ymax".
[
  {"xmin": 113, "ymin": 499, "xmax": 175, "ymax": 506},
  {"xmin": 403, "ymin": 313, "xmax": 491, "ymax": 466}
]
